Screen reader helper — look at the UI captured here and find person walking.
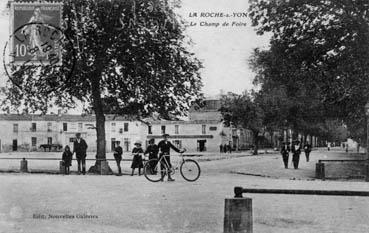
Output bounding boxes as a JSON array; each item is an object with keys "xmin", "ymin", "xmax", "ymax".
[
  {"xmin": 73, "ymin": 133, "xmax": 88, "ymax": 175},
  {"xmin": 227, "ymin": 143, "xmax": 232, "ymax": 154},
  {"xmin": 280, "ymin": 142, "xmax": 290, "ymax": 169},
  {"xmin": 291, "ymin": 140, "xmax": 302, "ymax": 169},
  {"xmin": 131, "ymin": 141, "xmax": 144, "ymax": 176},
  {"xmin": 113, "ymin": 141, "xmax": 123, "ymax": 175},
  {"xmin": 62, "ymin": 145, "xmax": 73, "ymax": 175},
  {"xmin": 158, "ymin": 134, "xmax": 184, "ymax": 182},
  {"xmin": 144, "ymin": 139, "xmax": 159, "ymax": 174},
  {"xmin": 304, "ymin": 142, "xmax": 312, "ymax": 162},
  {"xmin": 219, "ymin": 144, "xmax": 223, "ymax": 153}
]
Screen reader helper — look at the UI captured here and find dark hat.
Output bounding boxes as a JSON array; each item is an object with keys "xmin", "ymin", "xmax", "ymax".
[
  {"xmin": 76, "ymin": 133, "xmax": 81, "ymax": 137},
  {"xmin": 148, "ymin": 138, "xmax": 155, "ymax": 143},
  {"xmin": 162, "ymin": 133, "xmax": 170, "ymax": 137}
]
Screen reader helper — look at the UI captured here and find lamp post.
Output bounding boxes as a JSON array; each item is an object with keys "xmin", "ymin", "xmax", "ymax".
[{"xmin": 365, "ymin": 102, "xmax": 369, "ymax": 181}]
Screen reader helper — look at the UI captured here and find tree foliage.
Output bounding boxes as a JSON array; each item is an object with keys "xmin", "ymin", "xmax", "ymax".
[
  {"xmin": 220, "ymin": 91, "xmax": 264, "ymax": 154},
  {"xmin": 248, "ymin": 0, "xmax": 369, "ymax": 143}
]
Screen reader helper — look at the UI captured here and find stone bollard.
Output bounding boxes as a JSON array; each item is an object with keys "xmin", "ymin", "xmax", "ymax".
[
  {"xmin": 20, "ymin": 158, "xmax": 28, "ymax": 173},
  {"xmin": 59, "ymin": 161, "xmax": 65, "ymax": 174},
  {"xmin": 224, "ymin": 197, "xmax": 253, "ymax": 233},
  {"xmin": 100, "ymin": 160, "xmax": 111, "ymax": 175},
  {"xmin": 315, "ymin": 163, "xmax": 325, "ymax": 180}
]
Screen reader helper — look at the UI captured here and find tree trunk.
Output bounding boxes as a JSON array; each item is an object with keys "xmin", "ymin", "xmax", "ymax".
[
  {"xmin": 252, "ymin": 131, "xmax": 259, "ymax": 155},
  {"xmin": 88, "ymin": 72, "xmax": 112, "ymax": 174},
  {"xmin": 92, "ymin": 77, "xmax": 106, "ymax": 161}
]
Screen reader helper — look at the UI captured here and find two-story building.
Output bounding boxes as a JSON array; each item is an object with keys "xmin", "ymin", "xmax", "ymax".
[
  {"xmin": 144, "ymin": 119, "xmax": 225, "ymax": 152},
  {"xmin": 0, "ymin": 114, "xmax": 143, "ymax": 153}
]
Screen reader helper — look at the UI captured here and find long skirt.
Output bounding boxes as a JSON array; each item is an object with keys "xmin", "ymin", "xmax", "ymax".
[{"xmin": 131, "ymin": 155, "xmax": 143, "ymax": 169}]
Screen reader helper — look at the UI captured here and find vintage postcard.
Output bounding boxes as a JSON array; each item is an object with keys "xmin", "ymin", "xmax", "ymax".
[{"xmin": 0, "ymin": 0, "xmax": 368, "ymax": 233}]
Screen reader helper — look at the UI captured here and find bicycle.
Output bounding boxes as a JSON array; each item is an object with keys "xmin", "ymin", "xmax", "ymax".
[{"xmin": 143, "ymin": 149, "xmax": 201, "ymax": 182}]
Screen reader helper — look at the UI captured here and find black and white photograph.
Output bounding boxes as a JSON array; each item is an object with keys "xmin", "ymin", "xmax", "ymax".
[{"xmin": 0, "ymin": 0, "xmax": 368, "ymax": 232}]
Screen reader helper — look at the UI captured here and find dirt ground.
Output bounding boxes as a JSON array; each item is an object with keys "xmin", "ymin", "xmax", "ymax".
[{"xmin": 0, "ymin": 148, "xmax": 368, "ymax": 233}]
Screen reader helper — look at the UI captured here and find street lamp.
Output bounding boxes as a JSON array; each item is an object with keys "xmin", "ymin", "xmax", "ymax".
[{"xmin": 364, "ymin": 102, "xmax": 369, "ymax": 181}]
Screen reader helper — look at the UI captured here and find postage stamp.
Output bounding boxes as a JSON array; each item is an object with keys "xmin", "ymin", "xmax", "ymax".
[{"xmin": 9, "ymin": 2, "xmax": 63, "ymax": 65}]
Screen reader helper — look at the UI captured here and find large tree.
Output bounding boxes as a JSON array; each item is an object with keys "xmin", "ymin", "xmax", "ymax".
[
  {"xmin": 2, "ymin": 0, "xmax": 202, "ymax": 172},
  {"xmin": 248, "ymin": 0, "xmax": 369, "ymax": 144}
]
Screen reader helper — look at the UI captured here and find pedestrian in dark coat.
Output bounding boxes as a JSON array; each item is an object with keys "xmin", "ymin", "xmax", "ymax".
[
  {"xmin": 114, "ymin": 141, "xmax": 123, "ymax": 175},
  {"xmin": 280, "ymin": 142, "xmax": 290, "ymax": 169},
  {"xmin": 227, "ymin": 144, "xmax": 232, "ymax": 154},
  {"xmin": 131, "ymin": 141, "xmax": 144, "ymax": 176},
  {"xmin": 144, "ymin": 139, "xmax": 159, "ymax": 174},
  {"xmin": 158, "ymin": 134, "xmax": 184, "ymax": 181},
  {"xmin": 73, "ymin": 133, "xmax": 88, "ymax": 175},
  {"xmin": 291, "ymin": 140, "xmax": 302, "ymax": 169},
  {"xmin": 304, "ymin": 142, "xmax": 312, "ymax": 162},
  {"xmin": 219, "ymin": 144, "xmax": 223, "ymax": 153},
  {"xmin": 62, "ymin": 145, "xmax": 73, "ymax": 174}
]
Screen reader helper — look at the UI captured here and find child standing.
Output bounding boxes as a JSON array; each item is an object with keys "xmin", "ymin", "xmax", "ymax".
[
  {"xmin": 62, "ymin": 145, "xmax": 73, "ymax": 175},
  {"xmin": 131, "ymin": 141, "xmax": 144, "ymax": 176}
]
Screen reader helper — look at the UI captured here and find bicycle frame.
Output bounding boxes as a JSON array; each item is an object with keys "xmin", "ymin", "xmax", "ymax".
[{"xmin": 150, "ymin": 152, "xmax": 185, "ymax": 175}]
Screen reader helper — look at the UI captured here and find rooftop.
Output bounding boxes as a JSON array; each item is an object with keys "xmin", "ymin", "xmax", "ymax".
[{"xmin": 0, "ymin": 114, "xmax": 134, "ymax": 122}]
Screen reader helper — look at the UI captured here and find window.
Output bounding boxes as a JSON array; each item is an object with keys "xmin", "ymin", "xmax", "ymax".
[
  {"xmin": 173, "ymin": 140, "xmax": 182, "ymax": 149},
  {"xmin": 124, "ymin": 138, "xmax": 130, "ymax": 151},
  {"xmin": 47, "ymin": 137, "xmax": 52, "ymax": 145},
  {"xmin": 78, "ymin": 123, "xmax": 83, "ymax": 131},
  {"xmin": 209, "ymin": 126, "xmax": 217, "ymax": 131},
  {"xmin": 111, "ymin": 122, "xmax": 116, "ymax": 132},
  {"xmin": 119, "ymin": 128, "xmax": 123, "ymax": 134},
  {"xmin": 63, "ymin": 123, "xmax": 68, "ymax": 131},
  {"xmin": 31, "ymin": 137, "xmax": 37, "ymax": 146},
  {"xmin": 148, "ymin": 125, "xmax": 152, "ymax": 135},
  {"xmin": 124, "ymin": 123, "xmax": 129, "ymax": 132},
  {"xmin": 69, "ymin": 138, "xmax": 75, "ymax": 143},
  {"xmin": 161, "ymin": 125, "xmax": 166, "ymax": 134},
  {"xmin": 175, "ymin": 125, "xmax": 179, "ymax": 134},
  {"xmin": 31, "ymin": 123, "xmax": 36, "ymax": 132},
  {"xmin": 202, "ymin": 125, "xmax": 206, "ymax": 134},
  {"xmin": 13, "ymin": 124, "xmax": 18, "ymax": 133},
  {"xmin": 47, "ymin": 122, "xmax": 52, "ymax": 132}
]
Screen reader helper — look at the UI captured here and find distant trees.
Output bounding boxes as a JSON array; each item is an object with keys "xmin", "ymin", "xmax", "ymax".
[
  {"xmin": 220, "ymin": 91, "xmax": 264, "ymax": 155},
  {"xmin": 248, "ymin": 0, "xmax": 369, "ymax": 144}
]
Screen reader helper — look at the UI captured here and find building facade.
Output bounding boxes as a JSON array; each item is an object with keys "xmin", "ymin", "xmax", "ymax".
[
  {"xmin": 0, "ymin": 114, "xmax": 143, "ymax": 153},
  {"xmin": 0, "ymin": 99, "xmax": 257, "ymax": 153},
  {"xmin": 145, "ymin": 120, "xmax": 225, "ymax": 152}
]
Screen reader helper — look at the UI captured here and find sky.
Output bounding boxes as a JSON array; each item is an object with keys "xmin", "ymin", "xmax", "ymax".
[
  {"xmin": 176, "ymin": 0, "xmax": 270, "ymax": 97},
  {"xmin": 0, "ymin": 0, "xmax": 270, "ymax": 98}
]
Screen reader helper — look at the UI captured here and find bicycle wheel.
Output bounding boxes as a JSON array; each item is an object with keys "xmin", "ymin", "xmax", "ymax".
[
  {"xmin": 144, "ymin": 159, "xmax": 165, "ymax": 182},
  {"xmin": 180, "ymin": 159, "xmax": 201, "ymax": 182}
]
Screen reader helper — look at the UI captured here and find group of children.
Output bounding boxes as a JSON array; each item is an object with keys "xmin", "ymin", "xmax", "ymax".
[{"xmin": 61, "ymin": 140, "xmax": 150, "ymax": 176}]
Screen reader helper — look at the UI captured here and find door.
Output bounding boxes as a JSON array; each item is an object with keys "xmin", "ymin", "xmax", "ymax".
[
  {"xmin": 111, "ymin": 138, "xmax": 116, "ymax": 152},
  {"xmin": 12, "ymin": 139, "xmax": 17, "ymax": 151},
  {"xmin": 197, "ymin": 140, "xmax": 206, "ymax": 152},
  {"xmin": 47, "ymin": 137, "xmax": 52, "ymax": 145}
]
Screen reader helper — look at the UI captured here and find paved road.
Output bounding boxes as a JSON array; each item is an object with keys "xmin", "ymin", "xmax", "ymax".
[{"xmin": 0, "ymin": 148, "xmax": 368, "ymax": 233}]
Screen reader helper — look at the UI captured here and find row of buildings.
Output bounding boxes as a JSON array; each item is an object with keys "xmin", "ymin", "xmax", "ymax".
[
  {"xmin": 0, "ymin": 98, "xmax": 322, "ymax": 153},
  {"xmin": 0, "ymin": 99, "xmax": 256, "ymax": 153}
]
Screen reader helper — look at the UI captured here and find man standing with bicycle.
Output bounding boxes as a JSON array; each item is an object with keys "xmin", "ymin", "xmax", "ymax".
[{"xmin": 158, "ymin": 133, "xmax": 185, "ymax": 181}]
